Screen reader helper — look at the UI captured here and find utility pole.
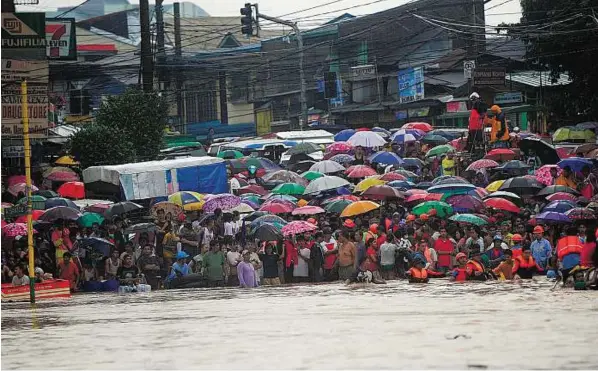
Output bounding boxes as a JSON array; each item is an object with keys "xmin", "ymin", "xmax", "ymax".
[
  {"xmin": 21, "ymin": 80, "xmax": 35, "ymax": 304},
  {"xmin": 155, "ymin": 0, "xmax": 166, "ymax": 89},
  {"xmin": 139, "ymin": 0, "xmax": 153, "ymax": 92},
  {"xmin": 241, "ymin": 4, "xmax": 307, "ymax": 130},
  {"xmin": 174, "ymin": 2, "xmax": 184, "ymax": 130}
]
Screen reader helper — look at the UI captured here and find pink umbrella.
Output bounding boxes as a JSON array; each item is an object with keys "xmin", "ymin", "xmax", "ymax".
[
  {"xmin": 535, "ymin": 165, "xmax": 561, "ymax": 186},
  {"xmin": 450, "ymin": 137, "xmax": 467, "ymax": 152},
  {"xmin": 1, "ymin": 219, "xmax": 6, "ymax": 228},
  {"xmin": 345, "ymin": 165, "xmax": 377, "ymax": 178},
  {"xmin": 8, "ymin": 183, "xmax": 38, "ymax": 197},
  {"xmin": 259, "ymin": 202, "xmax": 294, "ymax": 214},
  {"xmin": 281, "ymin": 220, "xmax": 318, "ymax": 236},
  {"xmin": 326, "ymin": 142, "xmax": 353, "ymax": 153},
  {"xmin": 2, "ymin": 223, "xmax": 36, "ymax": 238},
  {"xmin": 7, "ymin": 175, "xmax": 27, "ymax": 187},
  {"xmin": 545, "ymin": 192, "xmax": 577, "ymax": 202},
  {"xmin": 556, "ymin": 147, "xmax": 573, "ymax": 159},
  {"xmin": 1, "ymin": 202, "xmax": 14, "ymax": 209},
  {"xmin": 474, "ymin": 187, "xmax": 489, "ymax": 198},
  {"xmin": 45, "ymin": 171, "xmax": 80, "ymax": 182},
  {"xmin": 402, "ymin": 122, "xmax": 433, "ymax": 132},
  {"xmin": 291, "ymin": 206, "xmax": 325, "ymax": 215},
  {"xmin": 466, "ymin": 159, "xmax": 499, "ymax": 171},
  {"xmin": 202, "ymin": 194, "xmax": 241, "ymax": 213},
  {"xmin": 406, "ymin": 193, "xmax": 428, "ymax": 204}
]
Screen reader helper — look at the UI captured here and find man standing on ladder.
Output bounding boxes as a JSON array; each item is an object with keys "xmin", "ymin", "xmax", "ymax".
[
  {"xmin": 487, "ymin": 104, "xmax": 510, "ymax": 149},
  {"xmin": 467, "ymin": 92, "xmax": 486, "ymax": 153}
]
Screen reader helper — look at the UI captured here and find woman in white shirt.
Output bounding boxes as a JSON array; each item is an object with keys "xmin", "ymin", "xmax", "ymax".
[{"xmin": 293, "ymin": 238, "xmax": 311, "ymax": 282}]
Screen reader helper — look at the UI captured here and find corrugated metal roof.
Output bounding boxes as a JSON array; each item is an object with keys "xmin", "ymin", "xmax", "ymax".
[{"xmin": 506, "ymin": 71, "xmax": 571, "ymax": 88}]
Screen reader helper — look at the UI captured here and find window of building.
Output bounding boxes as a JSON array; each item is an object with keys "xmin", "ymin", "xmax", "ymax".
[
  {"xmin": 185, "ymin": 82, "xmax": 218, "ymax": 123},
  {"xmin": 69, "ymin": 89, "xmax": 91, "ymax": 115}
]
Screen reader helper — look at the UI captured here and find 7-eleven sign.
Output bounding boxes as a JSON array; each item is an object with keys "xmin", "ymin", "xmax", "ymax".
[{"xmin": 46, "ymin": 18, "xmax": 77, "ymax": 60}]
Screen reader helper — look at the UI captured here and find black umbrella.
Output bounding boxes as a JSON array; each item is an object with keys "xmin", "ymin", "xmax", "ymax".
[
  {"xmin": 519, "ymin": 137, "xmax": 560, "ymax": 165},
  {"xmin": 39, "ymin": 206, "xmax": 82, "ymax": 222},
  {"xmin": 124, "ymin": 222, "xmax": 157, "ymax": 234},
  {"xmin": 415, "ymin": 181, "xmax": 433, "ymax": 190},
  {"xmin": 536, "ymin": 185, "xmax": 580, "ymax": 196},
  {"xmin": 251, "ymin": 223, "xmax": 282, "ymax": 241},
  {"xmin": 288, "ymin": 160, "xmax": 316, "ymax": 173},
  {"xmin": 104, "ymin": 201, "xmax": 143, "ymax": 219},
  {"xmin": 45, "ymin": 197, "xmax": 79, "ymax": 210},
  {"xmin": 76, "ymin": 237, "xmax": 114, "ymax": 257},
  {"xmin": 498, "ymin": 176, "xmax": 545, "ymax": 195},
  {"xmin": 243, "ymin": 211, "xmax": 269, "ymax": 222},
  {"xmin": 288, "ymin": 153, "xmax": 313, "ymax": 164}
]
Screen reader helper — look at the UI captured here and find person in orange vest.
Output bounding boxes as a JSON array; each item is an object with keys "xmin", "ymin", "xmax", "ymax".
[
  {"xmin": 466, "ymin": 249, "xmax": 488, "ymax": 281},
  {"xmin": 449, "ymin": 252, "xmax": 469, "ymax": 282},
  {"xmin": 486, "ymin": 105, "xmax": 510, "ymax": 148},
  {"xmin": 556, "ymin": 226, "xmax": 584, "ymax": 282},
  {"xmin": 406, "ymin": 256, "xmax": 445, "ymax": 283},
  {"xmin": 493, "ymin": 249, "xmax": 515, "ymax": 280},
  {"xmin": 512, "ymin": 245, "xmax": 544, "ymax": 279},
  {"xmin": 511, "ymin": 234, "xmax": 524, "ymax": 259},
  {"xmin": 362, "ymin": 224, "xmax": 378, "ymax": 245},
  {"xmin": 413, "ymin": 238, "xmax": 437, "ymax": 270}
]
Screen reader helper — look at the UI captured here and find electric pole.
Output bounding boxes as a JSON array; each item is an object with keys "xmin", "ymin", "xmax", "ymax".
[
  {"xmin": 155, "ymin": 0, "xmax": 166, "ymax": 89},
  {"xmin": 139, "ymin": 0, "xmax": 153, "ymax": 92},
  {"xmin": 174, "ymin": 2, "xmax": 183, "ymax": 127}
]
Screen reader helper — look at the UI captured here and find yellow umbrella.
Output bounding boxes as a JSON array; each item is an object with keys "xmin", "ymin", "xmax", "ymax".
[
  {"xmin": 168, "ymin": 191, "xmax": 206, "ymax": 211},
  {"xmin": 55, "ymin": 155, "xmax": 80, "ymax": 166},
  {"xmin": 354, "ymin": 177, "xmax": 386, "ymax": 193},
  {"xmin": 486, "ymin": 180, "xmax": 505, "ymax": 193},
  {"xmin": 340, "ymin": 200, "xmax": 380, "ymax": 217}
]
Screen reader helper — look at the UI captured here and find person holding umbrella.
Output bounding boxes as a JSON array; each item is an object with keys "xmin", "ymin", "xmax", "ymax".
[{"xmin": 555, "ymin": 166, "xmax": 577, "ymax": 188}]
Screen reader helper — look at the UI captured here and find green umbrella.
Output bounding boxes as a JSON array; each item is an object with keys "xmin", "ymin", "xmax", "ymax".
[
  {"xmin": 302, "ymin": 171, "xmax": 325, "ymax": 181},
  {"xmin": 412, "ymin": 201, "xmax": 453, "ymax": 217},
  {"xmin": 78, "ymin": 212, "xmax": 105, "ymax": 227},
  {"xmin": 449, "ymin": 213, "xmax": 487, "ymax": 226},
  {"xmin": 324, "ymin": 199, "xmax": 353, "ymax": 214},
  {"xmin": 272, "ymin": 183, "xmax": 306, "ymax": 195},
  {"xmin": 36, "ymin": 190, "xmax": 59, "ymax": 198},
  {"xmin": 240, "ymin": 194, "xmax": 262, "ymax": 205},
  {"xmin": 17, "ymin": 195, "xmax": 47, "ymax": 210},
  {"xmin": 425, "ymin": 144, "xmax": 456, "ymax": 158},
  {"xmin": 218, "ymin": 150, "xmax": 243, "ymax": 159}
]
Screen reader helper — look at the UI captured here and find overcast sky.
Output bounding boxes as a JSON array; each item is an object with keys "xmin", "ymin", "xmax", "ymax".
[{"xmin": 19, "ymin": 0, "xmax": 523, "ymax": 28}]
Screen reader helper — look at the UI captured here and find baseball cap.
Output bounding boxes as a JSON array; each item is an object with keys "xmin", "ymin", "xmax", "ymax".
[
  {"xmin": 420, "ymin": 213, "xmax": 429, "ymax": 221},
  {"xmin": 511, "ymin": 234, "xmax": 523, "ymax": 242},
  {"xmin": 406, "ymin": 214, "xmax": 416, "ymax": 222},
  {"xmin": 455, "ymin": 252, "xmax": 467, "ymax": 260}
]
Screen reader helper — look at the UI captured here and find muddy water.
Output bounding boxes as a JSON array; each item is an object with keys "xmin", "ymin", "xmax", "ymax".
[{"xmin": 2, "ymin": 280, "xmax": 598, "ymax": 369}]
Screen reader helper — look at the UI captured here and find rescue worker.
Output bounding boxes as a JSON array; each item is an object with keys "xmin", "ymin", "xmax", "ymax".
[
  {"xmin": 467, "ymin": 92, "xmax": 487, "ymax": 152},
  {"xmin": 406, "ymin": 256, "xmax": 444, "ymax": 283},
  {"xmin": 363, "ymin": 224, "xmax": 378, "ymax": 244},
  {"xmin": 449, "ymin": 252, "xmax": 469, "ymax": 282},
  {"xmin": 486, "ymin": 104, "xmax": 509, "ymax": 148},
  {"xmin": 556, "ymin": 226, "xmax": 584, "ymax": 282},
  {"xmin": 512, "ymin": 245, "xmax": 543, "ymax": 279},
  {"xmin": 511, "ymin": 234, "xmax": 523, "ymax": 259},
  {"xmin": 466, "ymin": 249, "xmax": 488, "ymax": 281}
]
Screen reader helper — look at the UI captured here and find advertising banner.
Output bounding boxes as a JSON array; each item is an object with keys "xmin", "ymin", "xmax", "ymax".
[
  {"xmin": 46, "ymin": 18, "xmax": 77, "ymax": 60},
  {"xmin": 1, "ymin": 12, "xmax": 45, "ymax": 49},
  {"xmin": 398, "ymin": 66, "xmax": 424, "ymax": 103}
]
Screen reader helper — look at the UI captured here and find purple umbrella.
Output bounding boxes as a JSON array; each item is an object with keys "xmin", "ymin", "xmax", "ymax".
[
  {"xmin": 445, "ymin": 194, "xmax": 484, "ymax": 212},
  {"xmin": 535, "ymin": 211, "xmax": 571, "ymax": 224},
  {"xmin": 241, "ymin": 199, "xmax": 260, "ymax": 210},
  {"xmin": 202, "ymin": 194, "xmax": 241, "ymax": 213}
]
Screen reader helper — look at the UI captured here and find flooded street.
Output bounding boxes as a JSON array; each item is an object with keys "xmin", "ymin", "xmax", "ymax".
[{"xmin": 2, "ymin": 280, "xmax": 598, "ymax": 369}]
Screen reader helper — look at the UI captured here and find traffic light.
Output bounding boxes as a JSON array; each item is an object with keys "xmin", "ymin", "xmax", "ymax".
[
  {"xmin": 240, "ymin": 3, "xmax": 253, "ymax": 36},
  {"xmin": 324, "ymin": 72, "xmax": 338, "ymax": 99}
]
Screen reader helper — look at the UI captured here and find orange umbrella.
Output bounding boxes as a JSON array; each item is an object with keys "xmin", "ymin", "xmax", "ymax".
[
  {"xmin": 57, "ymin": 181, "xmax": 85, "ymax": 199},
  {"xmin": 340, "ymin": 200, "xmax": 380, "ymax": 217}
]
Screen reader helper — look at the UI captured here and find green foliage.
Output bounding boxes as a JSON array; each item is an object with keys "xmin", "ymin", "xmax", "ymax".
[{"xmin": 69, "ymin": 89, "xmax": 168, "ymax": 168}]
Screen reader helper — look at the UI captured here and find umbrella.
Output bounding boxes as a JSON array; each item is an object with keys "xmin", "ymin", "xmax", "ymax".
[
  {"xmin": 340, "ymin": 200, "xmax": 380, "ymax": 217},
  {"xmin": 14, "ymin": 210, "xmax": 45, "ymax": 223},
  {"xmin": 304, "ymin": 176, "xmax": 350, "ymax": 195},
  {"xmin": 302, "ymin": 171, "xmax": 325, "ymax": 181},
  {"xmin": 45, "ymin": 170, "xmax": 80, "ymax": 182},
  {"xmin": 250, "ymin": 215, "xmax": 287, "ymax": 228},
  {"xmin": 230, "ymin": 157, "xmax": 282, "ymax": 172},
  {"xmin": 39, "ymin": 206, "xmax": 82, "ymax": 222},
  {"xmin": 536, "ymin": 185, "xmax": 579, "ymax": 196},
  {"xmin": 428, "ymin": 183, "xmax": 476, "ymax": 195},
  {"xmin": 498, "ymin": 176, "xmax": 544, "ymax": 195},
  {"xmin": 425, "ymin": 144, "xmax": 456, "ymax": 158},
  {"xmin": 151, "ymin": 201, "xmax": 183, "ymax": 218},
  {"xmin": 36, "ymin": 190, "xmax": 59, "ymax": 198},
  {"xmin": 355, "ymin": 178, "xmax": 386, "ymax": 192},
  {"xmin": 262, "ymin": 170, "xmax": 308, "ymax": 186},
  {"xmin": 218, "ymin": 150, "xmax": 244, "ymax": 159},
  {"xmin": 347, "ymin": 131, "xmax": 386, "ymax": 148},
  {"xmin": 76, "ymin": 237, "xmax": 113, "ymax": 258},
  {"xmin": 519, "ymin": 137, "xmax": 560, "ymax": 165},
  {"xmin": 2, "ymin": 223, "xmax": 36, "ymax": 237},
  {"xmin": 361, "ymin": 185, "xmax": 405, "ymax": 201},
  {"xmin": 334, "ymin": 129, "xmax": 357, "ymax": 142},
  {"xmin": 281, "ymin": 220, "xmax": 318, "ymax": 236},
  {"xmin": 450, "ymin": 137, "xmax": 468, "ymax": 152},
  {"xmin": 390, "ymin": 131, "xmax": 417, "ymax": 144},
  {"xmin": 288, "ymin": 142, "xmax": 321, "ymax": 155},
  {"xmin": 321, "ymin": 195, "xmax": 360, "ymax": 205},
  {"xmin": 545, "ymin": 192, "xmax": 578, "ymax": 202},
  {"xmin": 572, "ymin": 143, "xmax": 598, "ymax": 157},
  {"xmin": 565, "ymin": 207, "xmax": 595, "ymax": 220},
  {"xmin": 44, "ymin": 197, "xmax": 79, "ymax": 210},
  {"xmin": 445, "ymin": 195, "xmax": 484, "ymax": 212},
  {"xmin": 57, "ymin": 181, "xmax": 85, "ymax": 199},
  {"xmin": 263, "ymin": 194, "xmax": 298, "ymax": 203},
  {"xmin": 542, "ymin": 200, "xmax": 577, "ymax": 213},
  {"xmin": 104, "ymin": 201, "xmax": 144, "ymax": 219},
  {"xmin": 535, "ymin": 211, "xmax": 571, "ymax": 224},
  {"xmin": 347, "ymin": 165, "xmax": 377, "ymax": 178},
  {"xmin": 484, "ymin": 148, "xmax": 517, "ymax": 162},
  {"xmin": 291, "ymin": 206, "xmax": 325, "ymax": 215},
  {"xmin": 412, "ymin": 201, "xmax": 453, "ymax": 217},
  {"xmin": 393, "ymin": 169, "xmax": 419, "ymax": 180},
  {"xmin": 8, "ymin": 183, "xmax": 39, "ymax": 197},
  {"xmin": 240, "ymin": 199, "xmax": 260, "ymax": 210},
  {"xmin": 466, "ymin": 159, "xmax": 500, "ymax": 172},
  {"xmin": 557, "ymin": 157, "xmax": 593, "ymax": 173},
  {"xmin": 251, "ymin": 223, "xmax": 283, "ymax": 241},
  {"xmin": 401, "ymin": 158, "xmax": 425, "ymax": 169},
  {"xmin": 326, "ymin": 142, "xmax": 353, "ymax": 153},
  {"xmin": 427, "ymin": 129, "xmax": 461, "ymax": 140},
  {"xmin": 7, "ymin": 175, "xmax": 27, "ymax": 187},
  {"xmin": 168, "ymin": 191, "xmax": 205, "ymax": 211},
  {"xmin": 556, "ymin": 147, "xmax": 574, "ymax": 159},
  {"xmin": 124, "ymin": 223, "xmax": 158, "ymax": 234},
  {"xmin": 421, "ymin": 134, "xmax": 449, "ymax": 145},
  {"xmin": 432, "ymin": 176, "xmax": 470, "ymax": 185},
  {"xmin": 43, "ymin": 166, "xmax": 77, "ymax": 178},
  {"xmin": 324, "ymin": 199, "xmax": 353, "ymax": 213},
  {"xmin": 380, "ymin": 172, "xmax": 407, "ymax": 181},
  {"xmin": 535, "ymin": 165, "xmax": 561, "ymax": 186},
  {"xmin": 228, "ymin": 203, "xmax": 255, "ymax": 214},
  {"xmin": 483, "ymin": 198, "xmax": 521, "ymax": 213},
  {"xmin": 553, "ymin": 127, "xmax": 595, "ymax": 143},
  {"xmin": 288, "ymin": 160, "xmax": 316, "ymax": 173},
  {"xmin": 494, "ymin": 160, "xmax": 530, "ymax": 172},
  {"xmin": 588, "ymin": 202, "xmax": 598, "ymax": 209},
  {"xmin": 328, "ymin": 154, "xmax": 355, "ymax": 165},
  {"xmin": 387, "ymin": 180, "xmax": 415, "ymax": 190},
  {"xmin": 244, "ymin": 211, "xmax": 270, "ymax": 222},
  {"xmin": 203, "ymin": 194, "xmax": 241, "ymax": 213},
  {"xmin": 84, "ymin": 203, "xmax": 112, "ymax": 215},
  {"xmin": 78, "ymin": 212, "xmax": 105, "ymax": 228},
  {"xmin": 415, "ymin": 181, "xmax": 432, "ymax": 190},
  {"xmin": 402, "ymin": 122, "xmax": 433, "ymax": 132},
  {"xmin": 17, "ymin": 195, "xmax": 46, "ymax": 210},
  {"xmin": 486, "ymin": 180, "xmax": 505, "ymax": 192},
  {"xmin": 368, "ymin": 151, "xmax": 405, "ymax": 165},
  {"xmin": 575, "ymin": 121, "xmax": 598, "ymax": 130},
  {"xmin": 259, "ymin": 202, "xmax": 294, "ymax": 214},
  {"xmin": 483, "ymin": 191, "xmax": 522, "ymax": 203},
  {"xmin": 309, "ymin": 160, "xmax": 346, "ymax": 174},
  {"xmin": 55, "ymin": 155, "xmax": 79, "ymax": 166},
  {"xmin": 372, "ymin": 127, "xmax": 391, "ymax": 136},
  {"xmin": 272, "ymin": 183, "xmax": 306, "ymax": 195},
  {"xmin": 238, "ymin": 185, "xmax": 268, "ymax": 196},
  {"xmin": 449, "ymin": 214, "xmax": 487, "ymax": 226},
  {"xmin": 406, "ymin": 193, "xmax": 429, "ymax": 204}
]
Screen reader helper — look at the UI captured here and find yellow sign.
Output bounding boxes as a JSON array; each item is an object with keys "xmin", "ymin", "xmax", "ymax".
[{"xmin": 255, "ymin": 108, "xmax": 272, "ymax": 136}]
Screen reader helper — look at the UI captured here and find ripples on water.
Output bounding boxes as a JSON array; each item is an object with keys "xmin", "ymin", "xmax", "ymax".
[{"xmin": 2, "ymin": 279, "xmax": 598, "ymax": 369}]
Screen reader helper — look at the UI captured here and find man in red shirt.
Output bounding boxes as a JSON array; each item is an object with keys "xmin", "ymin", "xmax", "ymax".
[
  {"xmin": 58, "ymin": 252, "xmax": 80, "ymax": 291},
  {"xmin": 434, "ymin": 227, "xmax": 455, "ymax": 272}
]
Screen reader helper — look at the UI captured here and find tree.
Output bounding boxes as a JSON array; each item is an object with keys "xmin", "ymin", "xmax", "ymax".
[{"xmin": 69, "ymin": 89, "xmax": 168, "ymax": 168}]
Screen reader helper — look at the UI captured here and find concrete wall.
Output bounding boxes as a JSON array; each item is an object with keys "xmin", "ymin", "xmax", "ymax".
[{"xmin": 227, "ymin": 102, "xmax": 254, "ymax": 125}]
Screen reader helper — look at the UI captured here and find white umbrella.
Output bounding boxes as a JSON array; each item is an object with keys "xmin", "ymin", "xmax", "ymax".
[
  {"xmin": 304, "ymin": 176, "xmax": 350, "ymax": 195},
  {"xmin": 347, "ymin": 131, "xmax": 387, "ymax": 147},
  {"xmin": 309, "ymin": 160, "xmax": 346, "ymax": 174},
  {"xmin": 390, "ymin": 130, "xmax": 417, "ymax": 143}
]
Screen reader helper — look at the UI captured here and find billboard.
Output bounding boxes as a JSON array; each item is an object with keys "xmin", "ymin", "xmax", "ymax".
[
  {"xmin": 1, "ymin": 59, "xmax": 50, "ymax": 137},
  {"xmin": 398, "ymin": 66, "xmax": 424, "ymax": 104},
  {"xmin": 473, "ymin": 68, "xmax": 506, "ymax": 86},
  {"xmin": 46, "ymin": 18, "xmax": 77, "ymax": 60},
  {"xmin": 1, "ymin": 12, "xmax": 45, "ymax": 49}
]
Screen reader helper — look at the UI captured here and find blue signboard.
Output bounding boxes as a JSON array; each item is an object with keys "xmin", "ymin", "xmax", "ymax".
[{"xmin": 398, "ymin": 67, "xmax": 424, "ymax": 103}]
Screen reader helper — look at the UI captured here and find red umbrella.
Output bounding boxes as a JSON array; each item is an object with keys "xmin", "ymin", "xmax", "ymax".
[
  {"xmin": 425, "ymin": 193, "xmax": 443, "ymax": 201},
  {"xmin": 484, "ymin": 149, "xmax": 516, "ymax": 162},
  {"xmin": 45, "ymin": 171, "xmax": 80, "ymax": 182},
  {"xmin": 14, "ymin": 210, "xmax": 45, "ymax": 223},
  {"xmin": 356, "ymin": 127, "xmax": 371, "ymax": 132},
  {"xmin": 259, "ymin": 202, "xmax": 294, "ymax": 214},
  {"xmin": 483, "ymin": 197, "xmax": 521, "ymax": 213},
  {"xmin": 546, "ymin": 192, "xmax": 578, "ymax": 202},
  {"xmin": 466, "ymin": 159, "xmax": 499, "ymax": 171},
  {"xmin": 7, "ymin": 175, "xmax": 27, "ymax": 187},
  {"xmin": 450, "ymin": 138, "xmax": 467, "ymax": 152},
  {"xmin": 380, "ymin": 172, "xmax": 407, "ymax": 182},
  {"xmin": 406, "ymin": 193, "xmax": 428, "ymax": 204},
  {"xmin": 346, "ymin": 165, "xmax": 377, "ymax": 178},
  {"xmin": 326, "ymin": 142, "xmax": 353, "ymax": 153},
  {"xmin": 402, "ymin": 122, "xmax": 433, "ymax": 132},
  {"xmin": 322, "ymin": 195, "xmax": 361, "ymax": 204},
  {"xmin": 556, "ymin": 147, "xmax": 573, "ymax": 159},
  {"xmin": 291, "ymin": 206, "xmax": 325, "ymax": 215},
  {"xmin": 85, "ymin": 203, "xmax": 111, "ymax": 215},
  {"xmin": 361, "ymin": 185, "xmax": 405, "ymax": 200},
  {"xmin": 57, "ymin": 181, "xmax": 85, "ymax": 199},
  {"xmin": 238, "ymin": 185, "xmax": 267, "ymax": 196}
]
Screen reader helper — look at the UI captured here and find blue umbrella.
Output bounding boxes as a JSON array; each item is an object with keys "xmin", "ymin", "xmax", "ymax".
[
  {"xmin": 368, "ymin": 151, "xmax": 405, "ymax": 165},
  {"xmin": 334, "ymin": 129, "xmax": 356, "ymax": 142},
  {"xmin": 557, "ymin": 157, "xmax": 593, "ymax": 173},
  {"xmin": 542, "ymin": 200, "xmax": 577, "ymax": 213},
  {"xmin": 329, "ymin": 154, "xmax": 355, "ymax": 164},
  {"xmin": 391, "ymin": 129, "xmax": 425, "ymax": 142},
  {"xmin": 76, "ymin": 237, "xmax": 114, "ymax": 257},
  {"xmin": 387, "ymin": 180, "xmax": 415, "ymax": 189},
  {"xmin": 45, "ymin": 197, "xmax": 79, "ymax": 210}
]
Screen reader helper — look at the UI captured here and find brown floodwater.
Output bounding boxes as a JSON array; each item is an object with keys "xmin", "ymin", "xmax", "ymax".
[{"xmin": 2, "ymin": 279, "xmax": 598, "ymax": 369}]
